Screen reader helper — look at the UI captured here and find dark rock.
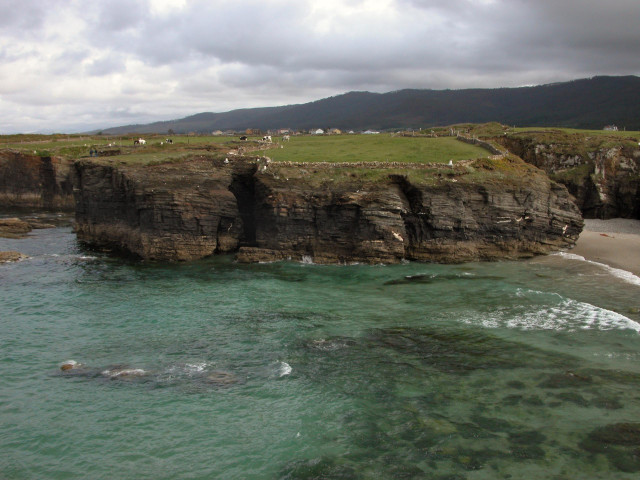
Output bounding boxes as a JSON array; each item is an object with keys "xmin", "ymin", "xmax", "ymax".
[
  {"xmin": 539, "ymin": 371, "xmax": 593, "ymax": 389},
  {"xmin": 470, "ymin": 414, "xmax": 516, "ymax": 433},
  {"xmin": 510, "ymin": 445, "xmax": 546, "ymax": 461},
  {"xmin": 586, "ymin": 423, "xmax": 640, "ymax": 447},
  {"xmin": 73, "ymin": 155, "xmax": 583, "ymax": 263},
  {"xmin": 592, "ymin": 396, "xmax": 623, "ymax": 410},
  {"xmin": 522, "ymin": 395, "xmax": 544, "ymax": 406},
  {"xmin": 502, "ymin": 394, "xmax": 523, "ymax": 406},
  {"xmin": 580, "ymin": 423, "xmax": 640, "ymax": 473},
  {"xmin": 366, "ymin": 326, "xmax": 558, "ymax": 374},
  {"xmin": 204, "ymin": 370, "xmax": 238, "ymax": 387},
  {"xmin": 0, "ymin": 151, "xmax": 75, "ymax": 210},
  {"xmin": 74, "ymin": 157, "xmax": 252, "ymax": 261},
  {"xmin": 498, "ymin": 134, "xmax": 640, "ymax": 219},
  {"xmin": 453, "ymin": 448, "xmax": 505, "ymax": 471},
  {"xmin": 553, "ymin": 392, "xmax": 590, "ymax": 406},
  {"xmin": 506, "ymin": 380, "xmax": 526, "ymax": 389},
  {"xmin": 509, "ymin": 430, "xmax": 546, "ymax": 445},
  {"xmin": 279, "ymin": 457, "xmax": 359, "ymax": 480}
]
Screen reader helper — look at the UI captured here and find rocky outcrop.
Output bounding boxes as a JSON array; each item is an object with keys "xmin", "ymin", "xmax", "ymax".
[
  {"xmin": 74, "ymin": 157, "xmax": 252, "ymax": 260},
  {"xmin": 0, "ymin": 150, "xmax": 75, "ymax": 210},
  {"xmin": 74, "ymin": 155, "xmax": 583, "ymax": 263},
  {"xmin": 499, "ymin": 135, "xmax": 640, "ymax": 219},
  {"xmin": 0, "ymin": 218, "xmax": 32, "ymax": 238},
  {"xmin": 0, "ymin": 251, "xmax": 29, "ymax": 263}
]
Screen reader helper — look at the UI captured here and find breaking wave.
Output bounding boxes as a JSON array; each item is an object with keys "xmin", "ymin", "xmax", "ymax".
[
  {"xmin": 462, "ymin": 289, "xmax": 640, "ymax": 333},
  {"xmin": 554, "ymin": 252, "xmax": 640, "ymax": 286}
]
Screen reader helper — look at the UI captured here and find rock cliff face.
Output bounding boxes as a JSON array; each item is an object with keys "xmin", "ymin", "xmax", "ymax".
[
  {"xmin": 0, "ymin": 150, "xmax": 75, "ymax": 210},
  {"xmin": 73, "ymin": 155, "xmax": 583, "ymax": 263},
  {"xmin": 74, "ymin": 157, "xmax": 252, "ymax": 260},
  {"xmin": 499, "ymin": 135, "xmax": 640, "ymax": 219}
]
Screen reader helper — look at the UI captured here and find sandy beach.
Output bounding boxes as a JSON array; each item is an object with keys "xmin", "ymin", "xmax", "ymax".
[{"xmin": 568, "ymin": 219, "xmax": 640, "ymax": 277}]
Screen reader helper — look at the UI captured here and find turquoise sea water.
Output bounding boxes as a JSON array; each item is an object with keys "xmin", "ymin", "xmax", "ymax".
[{"xmin": 1, "ymin": 222, "xmax": 640, "ymax": 479}]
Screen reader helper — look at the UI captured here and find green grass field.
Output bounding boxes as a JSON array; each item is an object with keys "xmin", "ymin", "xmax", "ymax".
[
  {"xmin": 3, "ymin": 124, "xmax": 637, "ymax": 167},
  {"xmin": 0, "ymin": 133, "xmax": 491, "ymax": 165},
  {"xmin": 256, "ymin": 134, "xmax": 488, "ymax": 164}
]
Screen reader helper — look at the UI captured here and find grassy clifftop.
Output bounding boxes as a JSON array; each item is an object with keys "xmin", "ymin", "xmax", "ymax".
[{"xmin": 1, "ymin": 132, "xmax": 489, "ymax": 166}]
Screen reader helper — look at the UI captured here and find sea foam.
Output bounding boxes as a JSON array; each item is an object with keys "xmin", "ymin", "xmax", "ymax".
[
  {"xmin": 277, "ymin": 361, "xmax": 292, "ymax": 377},
  {"xmin": 554, "ymin": 252, "xmax": 640, "ymax": 286},
  {"xmin": 463, "ymin": 290, "xmax": 640, "ymax": 333}
]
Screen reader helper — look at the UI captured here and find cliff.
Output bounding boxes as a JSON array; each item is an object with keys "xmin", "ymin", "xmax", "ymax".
[
  {"xmin": 73, "ymin": 154, "xmax": 583, "ymax": 263},
  {"xmin": 497, "ymin": 133, "xmax": 640, "ymax": 219},
  {"xmin": 0, "ymin": 150, "xmax": 75, "ymax": 210}
]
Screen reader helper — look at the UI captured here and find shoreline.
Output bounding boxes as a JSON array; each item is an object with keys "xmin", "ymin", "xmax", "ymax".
[{"xmin": 567, "ymin": 219, "xmax": 640, "ymax": 277}]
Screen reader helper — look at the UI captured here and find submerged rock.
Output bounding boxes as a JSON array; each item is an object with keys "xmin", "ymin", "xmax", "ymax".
[
  {"xmin": 304, "ymin": 337, "xmax": 357, "ymax": 351},
  {"xmin": 204, "ymin": 370, "xmax": 238, "ymax": 387},
  {"xmin": 586, "ymin": 423, "xmax": 640, "ymax": 447},
  {"xmin": 580, "ymin": 423, "xmax": 640, "ymax": 473},
  {"xmin": 509, "ymin": 430, "xmax": 547, "ymax": 445},
  {"xmin": 538, "ymin": 371, "xmax": 593, "ymax": 389},
  {"xmin": 367, "ymin": 326, "xmax": 540, "ymax": 374},
  {"xmin": 101, "ymin": 366, "xmax": 148, "ymax": 379},
  {"xmin": 279, "ymin": 456, "xmax": 358, "ymax": 480}
]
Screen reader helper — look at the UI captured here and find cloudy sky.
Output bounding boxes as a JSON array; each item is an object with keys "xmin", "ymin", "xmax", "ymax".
[{"xmin": 1, "ymin": 0, "xmax": 639, "ymax": 133}]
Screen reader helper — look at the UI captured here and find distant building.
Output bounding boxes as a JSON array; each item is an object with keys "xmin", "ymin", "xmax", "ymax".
[
  {"xmin": 603, "ymin": 125, "xmax": 618, "ymax": 131},
  {"xmin": 328, "ymin": 128, "xmax": 342, "ymax": 135},
  {"xmin": 212, "ymin": 130, "xmax": 224, "ymax": 136},
  {"xmin": 363, "ymin": 130, "xmax": 380, "ymax": 134},
  {"xmin": 312, "ymin": 128, "xmax": 325, "ymax": 135}
]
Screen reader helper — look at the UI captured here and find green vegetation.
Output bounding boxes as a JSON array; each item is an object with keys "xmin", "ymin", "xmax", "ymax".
[
  {"xmin": 511, "ymin": 126, "xmax": 640, "ymax": 139},
  {"xmin": 550, "ymin": 163, "xmax": 593, "ymax": 184},
  {"xmin": 256, "ymin": 134, "xmax": 488, "ymax": 164},
  {"xmin": 504, "ymin": 127, "xmax": 640, "ymax": 158},
  {"xmin": 0, "ymin": 132, "xmax": 490, "ymax": 166},
  {"xmin": 4, "ymin": 124, "xmax": 635, "ymax": 173}
]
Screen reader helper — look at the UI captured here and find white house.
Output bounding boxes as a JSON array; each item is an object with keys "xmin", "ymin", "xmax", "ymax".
[{"xmin": 312, "ymin": 129, "xmax": 325, "ymax": 135}]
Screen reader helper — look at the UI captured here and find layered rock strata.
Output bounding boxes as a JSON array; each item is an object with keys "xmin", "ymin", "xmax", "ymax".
[
  {"xmin": 499, "ymin": 135, "xmax": 640, "ymax": 219},
  {"xmin": 73, "ymin": 155, "xmax": 583, "ymax": 263},
  {"xmin": 0, "ymin": 150, "xmax": 75, "ymax": 210}
]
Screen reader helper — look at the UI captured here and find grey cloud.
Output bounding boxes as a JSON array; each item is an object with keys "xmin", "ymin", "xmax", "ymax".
[
  {"xmin": 2, "ymin": 0, "xmax": 639, "ymax": 133},
  {"xmin": 96, "ymin": 0, "xmax": 149, "ymax": 32},
  {"xmin": 0, "ymin": 0, "xmax": 47, "ymax": 31},
  {"xmin": 85, "ymin": 54, "xmax": 127, "ymax": 76}
]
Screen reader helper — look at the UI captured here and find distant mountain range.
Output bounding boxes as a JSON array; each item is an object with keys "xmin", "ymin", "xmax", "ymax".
[{"xmin": 98, "ymin": 76, "xmax": 640, "ymax": 134}]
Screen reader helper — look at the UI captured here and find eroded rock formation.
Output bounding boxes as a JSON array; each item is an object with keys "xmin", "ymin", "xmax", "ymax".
[
  {"xmin": 73, "ymin": 155, "xmax": 583, "ymax": 263},
  {"xmin": 499, "ymin": 135, "xmax": 640, "ymax": 219},
  {"xmin": 0, "ymin": 150, "xmax": 75, "ymax": 210}
]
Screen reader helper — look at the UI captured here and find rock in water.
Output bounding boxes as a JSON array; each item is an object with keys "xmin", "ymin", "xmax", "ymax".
[
  {"xmin": 0, "ymin": 251, "xmax": 28, "ymax": 263},
  {"xmin": 0, "ymin": 218, "xmax": 32, "ymax": 238},
  {"xmin": 73, "ymin": 156, "xmax": 583, "ymax": 264},
  {"xmin": 60, "ymin": 360, "xmax": 81, "ymax": 371},
  {"xmin": 100, "ymin": 367, "xmax": 147, "ymax": 379},
  {"xmin": 204, "ymin": 370, "xmax": 238, "ymax": 387}
]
